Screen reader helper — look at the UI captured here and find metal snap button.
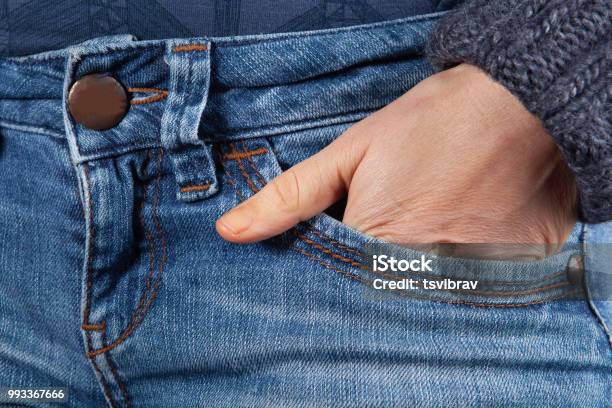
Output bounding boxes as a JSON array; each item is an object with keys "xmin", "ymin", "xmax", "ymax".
[{"xmin": 68, "ymin": 74, "xmax": 128, "ymax": 130}]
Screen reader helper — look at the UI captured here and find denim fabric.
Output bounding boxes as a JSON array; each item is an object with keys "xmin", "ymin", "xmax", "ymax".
[{"xmin": 0, "ymin": 12, "xmax": 611, "ymax": 408}]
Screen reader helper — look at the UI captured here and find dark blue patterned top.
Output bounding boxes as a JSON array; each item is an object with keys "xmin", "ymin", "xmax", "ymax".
[{"xmin": 0, "ymin": 0, "xmax": 463, "ymax": 57}]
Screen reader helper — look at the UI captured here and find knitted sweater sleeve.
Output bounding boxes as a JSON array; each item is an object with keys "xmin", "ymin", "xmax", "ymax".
[{"xmin": 426, "ymin": 0, "xmax": 611, "ymax": 223}]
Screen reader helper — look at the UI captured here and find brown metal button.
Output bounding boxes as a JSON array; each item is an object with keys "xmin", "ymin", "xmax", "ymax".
[{"xmin": 68, "ymin": 74, "xmax": 128, "ymax": 130}]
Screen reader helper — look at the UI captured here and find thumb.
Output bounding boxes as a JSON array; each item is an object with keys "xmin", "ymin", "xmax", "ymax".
[{"xmin": 216, "ymin": 131, "xmax": 366, "ymax": 243}]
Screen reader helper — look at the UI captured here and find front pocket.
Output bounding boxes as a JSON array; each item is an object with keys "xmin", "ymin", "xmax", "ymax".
[{"xmin": 218, "ymin": 132, "xmax": 587, "ymax": 308}]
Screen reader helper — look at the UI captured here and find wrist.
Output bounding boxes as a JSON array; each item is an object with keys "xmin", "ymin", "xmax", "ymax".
[{"xmin": 456, "ymin": 63, "xmax": 559, "ymax": 164}]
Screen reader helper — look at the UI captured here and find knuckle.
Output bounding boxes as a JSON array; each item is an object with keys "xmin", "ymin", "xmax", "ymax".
[{"xmin": 269, "ymin": 170, "xmax": 301, "ymax": 213}]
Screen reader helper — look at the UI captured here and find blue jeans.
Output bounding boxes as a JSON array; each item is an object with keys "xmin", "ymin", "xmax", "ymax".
[{"xmin": 0, "ymin": 11, "xmax": 610, "ymax": 408}]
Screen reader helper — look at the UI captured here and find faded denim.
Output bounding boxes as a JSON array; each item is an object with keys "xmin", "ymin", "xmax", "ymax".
[{"xmin": 0, "ymin": 11, "xmax": 610, "ymax": 408}]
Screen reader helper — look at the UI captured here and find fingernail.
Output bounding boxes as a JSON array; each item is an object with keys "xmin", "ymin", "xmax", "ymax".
[{"xmin": 218, "ymin": 206, "xmax": 253, "ymax": 235}]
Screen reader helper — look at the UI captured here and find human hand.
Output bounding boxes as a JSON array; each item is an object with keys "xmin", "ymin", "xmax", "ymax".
[{"xmin": 216, "ymin": 64, "xmax": 577, "ymax": 258}]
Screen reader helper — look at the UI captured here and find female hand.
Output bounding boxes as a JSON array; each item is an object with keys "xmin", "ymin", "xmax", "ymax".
[{"xmin": 216, "ymin": 64, "xmax": 577, "ymax": 257}]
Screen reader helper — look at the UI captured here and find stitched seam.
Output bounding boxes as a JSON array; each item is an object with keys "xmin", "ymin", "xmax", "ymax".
[
  {"xmin": 292, "ymin": 242, "xmax": 581, "ymax": 308},
  {"xmin": 300, "ymin": 224, "xmax": 571, "ymax": 288},
  {"xmin": 375, "ymin": 263, "xmax": 568, "ymax": 287},
  {"xmin": 180, "ymin": 184, "xmax": 211, "ymax": 193},
  {"xmin": 80, "ymin": 179, "xmax": 116, "ymax": 408},
  {"xmin": 296, "ymin": 229, "xmax": 573, "ymax": 296},
  {"xmin": 240, "ymin": 141, "xmax": 268, "ymax": 187},
  {"xmin": 128, "ymin": 87, "xmax": 166, "ymax": 93},
  {"xmin": 304, "ymin": 225, "xmax": 364, "ymax": 256},
  {"xmin": 76, "ymin": 143, "xmax": 163, "ymax": 165},
  {"xmin": 291, "ymin": 244, "xmax": 365, "ymax": 282},
  {"xmin": 232, "ymin": 142, "xmax": 569, "ymax": 286},
  {"xmin": 98, "ymin": 149, "xmax": 157, "ymax": 351},
  {"xmin": 105, "ymin": 353, "xmax": 130, "ymax": 408},
  {"xmin": 218, "ymin": 150, "xmax": 247, "ymax": 202},
  {"xmin": 229, "ymin": 143, "xmax": 259, "ymax": 193},
  {"xmin": 126, "ymin": 149, "xmax": 156, "ymax": 337},
  {"xmin": 82, "ymin": 322, "xmax": 106, "ymax": 332},
  {"xmin": 222, "ymin": 146, "xmax": 378, "ymax": 280},
  {"xmin": 131, "ymin": 93, "xmax": 167, "ymax": 105},
  {"xmin": 300, "ymin": 228, "xmax": 573, "ymax": 296},
  {"xmin": 234, "ymin": 146, "xmax": 575, "ymax": 300},
  {"xmin": 82, "ymin": 165, "xmax": 96, "ymax": 326},
  {"xmin": 297, "ymin": 231, "xmax": 367, "ymax": 269},
  {"xmin": 89, "ymin": 149, "xmax": 167, "ymax": 357},
  {"xmin": 102, "ymin": 330, "xmax": 131, "ymax": 408},
  {"xmin": 172, "ymin": 43, "xmax": 208, "ymax": 52},
  {"xmin": 127, "ymin": 87, "xmax": 168, "ymax": 105},
  {"xmin": 303, "ymin": 234, "xmax": 575, "ymax": 296},
  {"xmin": 301, "ymin": 225, "xmax": 570, "ymax": 286},
  {"xmin": 89, "ymin": 349, "xmax": 117, "ymax": 408},
  {"xmin": 222, "ymin": 147, "xmax": 269, "ymax": 161}
]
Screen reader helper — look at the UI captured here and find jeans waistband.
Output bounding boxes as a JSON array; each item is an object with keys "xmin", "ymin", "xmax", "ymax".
[{"xmin": 0, "ymin": 12, "xmax": 444, "ymax": 162}]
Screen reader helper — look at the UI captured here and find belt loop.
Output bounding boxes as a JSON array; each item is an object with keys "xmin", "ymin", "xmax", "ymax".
[{"xmin": 160, "ymin": 39, "xmax": 217, "ymax": 202}]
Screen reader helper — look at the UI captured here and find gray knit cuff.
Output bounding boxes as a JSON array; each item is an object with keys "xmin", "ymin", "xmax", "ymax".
[{"xmin": 426, "ymin": 0, "xmax": 611, "ymax": 223}]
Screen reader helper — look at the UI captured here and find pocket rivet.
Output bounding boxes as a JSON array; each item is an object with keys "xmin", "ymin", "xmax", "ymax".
[{"xmin": 566, "ymin": 254, "xmax": 584, "ymax": 285}]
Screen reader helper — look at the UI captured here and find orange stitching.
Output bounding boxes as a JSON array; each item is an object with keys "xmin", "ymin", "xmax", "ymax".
[
  {"xmin": 234, "ymin": 147, "xmax": 577, "ymax": 300},
  {"xmin": 304, "ymin": 225, "xmax": 363, "ymax": 256},
  {"xmin": 223, "ymin": 169, "xmax": 246, "ymax": 201},
  {"xmin": 180, "ymin": 184, "xmax": 210, "ymax": 193},
  {"xmin": 128, "ymin": 87, "xmax": 168, "ymax": 105},
  {"xmin": 291, "ymin": 244, "xmax": 365, "ymax": 283},
  {"xmin": 363, "ymin": 250, "xmax": 569, "ymax": 286},
  {"xmin": 304, "ymin": 225, "xmax": 572, "ymax": 286},
  {"xmin": 296, "ymin": 231, "xmax": 367, "ymax": 269},
  {"xmin": 301, "ymin": 224, "xmax": 570, "ymax": 287},
  {"xmin": 131, "ymin": 93, "xmax": 167, "ymax": 105},
  {"xmin": 295, "ymin": 230, "xmax": 573, "ymax": 296},
  {"xmin": 229, "ymin": 143, "xmax": 259, "ymax": 193},
  {"xmin": 103, "ymin": 149, "xmax": 157, "ymax": 351},
  {"xmin": 82, "ymin": 322, "xmax": 106, "ymax": 332},
  {"xmin": 229, "ymin": 145, "xmax": 367, "ymax": 261},
  {"xmin": 128, "ymin": 150, "xmax": 157, "ymax": 333},
  {"xmin": 225, "ymin": 154, "xmax": 579, "ymax": 307},
  {"xmin": 223, "ymin": 143, "xmax": 359, "ymax": 259},
  {"xmin": 292, "ymin": 237, "xmax": 581, "ymax": 308},
  {"xmin": 300, "ymin": 229, "xmax": 572, "ymax": 296},
  {"xmin": 302, "ymin": 223, "xmax": 566, "ymax": 286},
  {"xmin": 89, "ymin": 149, "xmax": 167, "ymax": 357},
  {"xmin": 102, "ymin": 330, "xmax": 131, "ymax": 408},
  {"xmin": 240, "ymin": 141, "xmax": 268, "ymax": 187},
  {"xmin": 128, "ymin": 87, "xmax": 166, "ymax": 93},
  {"xmin": 172, "ymin": 43, "xmax": 208, "ymax": 52},
  {"xmin": 218, "ymin": 150, "xmax": 247, "ymax": 202},
  {"xmin": 87, "ymin": 150, "xmax": 155, "ymax": 357},
  {"xmin": 222, "ymin": 147, "xmax": 269, "ymax": 161}
]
